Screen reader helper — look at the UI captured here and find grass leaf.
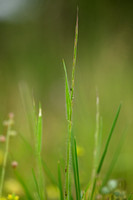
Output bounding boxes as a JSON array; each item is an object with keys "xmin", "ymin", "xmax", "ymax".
[
  {"xmin": 58, "ymin": 161, "xmax": 64, "ymax": 200},
  {"xmin": 90, "ymin": 104, "xmax": 121, "ymax": 200},
  {"xmin": 42, "ymin": 160, "xmax": 58, "ymax": 186},
  {"xmin": 71, "ymin": 7, "xmax": 79, "ymax": 101},
  {"xmin": 102, "ymin": 126, "xmax": 127, "ymax": 186},
  {"xmin": 32, "ymin": 169, "xmax": 41, "ymax": 200},
  {"xmin": 36, "ymin": 103, "xmax": 43, "ymax": 155},
  {"xmin": 15, "ymin": 171, "xmax": 33, "ymax": 200},
  {"xmin": 97, "ymin": 104, "xmax": 121, "ymax": 174},
  {"xmin": 71, "ymin": 131, "xmax": 81, "ymax": 200},
  {"xmin": 63, "ymin": 59, "xmax": 71, "ymax": 121}
]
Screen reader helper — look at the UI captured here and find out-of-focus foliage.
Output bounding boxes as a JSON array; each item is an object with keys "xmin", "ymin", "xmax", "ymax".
[{"xmin": 0, "ymin": 0, "xmax": 133, "ymax": 194}]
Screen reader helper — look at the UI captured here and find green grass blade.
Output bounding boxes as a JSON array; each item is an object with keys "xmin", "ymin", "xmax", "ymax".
[
  {"xmin": 74, "ymin": 137, "xmax": 81, "ymax": 199},
  {"xmin": 35, "ymin": 104, "xmax": 46, "ymax": 200},
  {"xmin": 63, "ymin": 59, "xmax": 71, "ymax": 121},
  {"xmin": 37, "ymin": 156, "xmax": 45, "ymax": 200},
  {"xmin": 71, "ymin": 134, "xmax": 78, "ymax": 199},
  {"xmin": 90, "ymin": 104, "xmax": 121, "ymax": 200},
  {"xmin": 15, "ymin": 171, "xmax": 33, "ymax": 200},
  {"xmin": 71, "ymin": 132, "xmax": 81, "ymax": 200},
  {"xmin": 97, "ymin": 104, "xmax": 121, "ymax": 174},
  {"xmin": 32, "ymin": 169, "xmax": 41, "ymax": 200},
  {"xmin": 71, "ymin": 7, "xmax": 79, "ymax": 102},
  {"xmin": 102, "ymin": 127, "xmax": 127, "ymax": 186},
  {"xmin": 63, "ymin": 59, "xmax": 71, "ymax": 200},
  {"xmin": 98, "ymin": 117, "xmax": 103, "ymax": 160},
  {"xmin": 58, "ymin": 161, "xmax": 64, "ymax": 200},
  {"xmin": 42, "ymin": 160, "xmax": 58, "ymax": 186},
  {"xmin": 36, "ymin": 103, "xmax": 43, "ymax": 155}
]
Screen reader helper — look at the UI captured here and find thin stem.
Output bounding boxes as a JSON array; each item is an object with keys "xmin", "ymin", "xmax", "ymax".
[
  {"xmin": 65, "ymin": 121, "xmax": 72, "ymax": 200},
  {"xmin": 92, "ymin": 95, "xmax": 100, "ymax": 179},
  {"xmin": 88, "ymin": 95, "xmax": 100, "ymax": 200},
  {"xmin": 0, "ymin": 123, "xmax": 11, "ymax": 197}
]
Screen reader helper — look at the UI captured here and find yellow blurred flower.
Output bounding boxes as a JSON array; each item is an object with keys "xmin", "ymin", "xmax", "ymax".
[
  {"xmin": 7, "ymin": 194, "xmax": 19, "ymax": 200},
  {"xmin": 46, "ymin": 185, "xmax": 59, "ymax": 199},
  {"xmin": 76, "ymin": 145, "xmax": 85, "ymax": 157},
  {"xmin": 4, "ymin": 179, "xmax": 23, "ymax": 195},
  {"xmin": 0, "ymin": 150, "xmax": 4, "ymax": 166}
]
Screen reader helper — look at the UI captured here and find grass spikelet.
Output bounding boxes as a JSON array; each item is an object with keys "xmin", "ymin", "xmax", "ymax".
[{"xmin": 64, "ymin": 8, "xmax": 78, "ymax": 200}]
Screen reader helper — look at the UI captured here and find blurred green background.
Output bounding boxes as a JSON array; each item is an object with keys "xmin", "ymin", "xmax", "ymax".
[{"xmin": 0, "ymin": 0, "xmax": 133, "ymax": 196}]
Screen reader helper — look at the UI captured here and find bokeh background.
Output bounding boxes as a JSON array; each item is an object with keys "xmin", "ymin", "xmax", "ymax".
[{"xmin": 0, "ymin": 0, "xmax": 133, "ymax": 197}]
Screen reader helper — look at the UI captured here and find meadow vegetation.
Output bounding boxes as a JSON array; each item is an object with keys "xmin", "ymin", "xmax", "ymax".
[{"xmin": 0, "ymin": 11, "xmax": 132, "ymax": 200}]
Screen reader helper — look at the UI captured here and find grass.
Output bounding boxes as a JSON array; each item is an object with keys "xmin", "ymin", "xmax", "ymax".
[
  {"xmin": 0, "ymin": 116, "xmax": 13, "ymax": 197},
  {"xmin": 0, "ymin": 9, "xmax": 131, "ymax": 200}
]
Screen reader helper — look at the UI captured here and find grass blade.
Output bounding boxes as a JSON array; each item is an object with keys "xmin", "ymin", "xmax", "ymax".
[
  {"xmin": 97, "ymin": 117, "xmax": 103, "ymax": 161},
  {"xmin": 35, "ymin": 104, "xmax": 46, "ymax": 200},
  {"xmin": 90, "ymin": 104, "xmax": 121, "ymax": 200},
  {"xmin": 15, "ymin": 171, "xmax": 33, "ymax": 200},
  {"xmin": 63, "ymin": 59, "xmax": 71, "ymax": 121},
  {"xmin": 71, "ymin": 7, "xmax": 79, "ymax": 102},
  {"xmin": 102, "ymin": 127, "xmax": 127, "ymax": 186},
  {"xmin": 97, "ymin": 104, "xmax": 121, "ymax": 174},
  {"xmin": 71, "ymin": 132, "xmax": 81, "ymax": 200},
  {"xmin": 32, "ymin": 169, "xmax": 41, "ymax": 200},
  {"xmin": 42, "ymin": 160, "xmax": 58, "ymax": 186},
  {"xmin": 0, "ymin": 121, "xmax": 11, "ymax": 197},
  {"xmin": 36, "ymin": 104, "xmax": 43, "ymax": 155},
  {"xmin": 58, "ymin": 161, "xmax": 64, "ymax": 200},
  {"xmin": 63, "ymin": 59, "xmax": 71, "ymax": 199}
]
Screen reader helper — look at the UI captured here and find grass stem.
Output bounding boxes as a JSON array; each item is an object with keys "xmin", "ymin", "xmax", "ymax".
[{"xmin": 0, "ymin": 121, "xmax": 12, "ymax": 197}]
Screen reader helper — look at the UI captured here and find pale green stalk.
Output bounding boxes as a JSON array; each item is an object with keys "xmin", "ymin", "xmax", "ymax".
[
  {"xmin": 92, "ymin": 95, "xmax": 100, "ymax": 179},
  {"xmin": 88, "ymin": 95, "xmax": 100, "ymax": 199},
  {"xmin": 0, "ymin": 122, "xmax": 11, "ymax": 197}
]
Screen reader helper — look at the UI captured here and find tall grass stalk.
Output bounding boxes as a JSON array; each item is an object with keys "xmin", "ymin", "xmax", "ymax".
[{"xmin": 64, "ymin": 8, "xmax": 78, "ymax": 200}]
